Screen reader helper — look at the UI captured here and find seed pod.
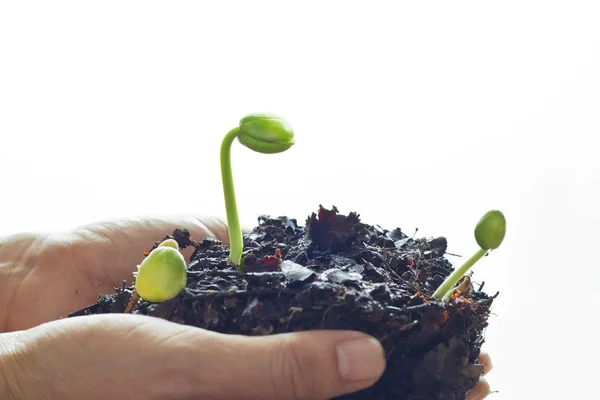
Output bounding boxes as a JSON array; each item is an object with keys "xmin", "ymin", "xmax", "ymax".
[
  {"xmin": 475, "ymin": 210, "xmax": 506, "ymax": 250},
  {"xmin": 135, "ymin": 246, "xmax": 187, "ymax": 303},
  {"xmin": 238, "ymin": 113, "xmax": 295, "ymax": 154},
  {"xmin": 158, "ymin": 238, "xmax": 179, "ymax": 249}
]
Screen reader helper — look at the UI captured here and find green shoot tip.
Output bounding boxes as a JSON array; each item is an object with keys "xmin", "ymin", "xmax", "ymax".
[{"xmin": 475, "ymin": 210, "xmax": 506, "ymax": 250}]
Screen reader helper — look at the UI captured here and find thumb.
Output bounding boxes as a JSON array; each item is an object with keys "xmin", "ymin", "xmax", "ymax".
[{"xmin": 197, "ymin": 329, "xmax": 386, "ymax": 400}]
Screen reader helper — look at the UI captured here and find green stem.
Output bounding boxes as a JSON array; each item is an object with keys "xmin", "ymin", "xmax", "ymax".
[
  {"xmin": 432, "ymin": 247, "xmax": 487, "ymax": 300},
  {"xmin": 220, "ymin": 127, "xmax": 244, "ymax": 270}
]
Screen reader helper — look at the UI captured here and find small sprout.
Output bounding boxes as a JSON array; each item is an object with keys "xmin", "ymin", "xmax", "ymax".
[
  {"xmin": 220, "ymin": 113, "xmax": 295, "ymax": 270},
  {"xmin": 158, "ymin": 238, "xmax": 179, "ymax": 249},
  {"xmin": 124, "ymin": 239, "xmax": 187, "ymax": 313},
  {"xmin": 432, "ymin": 210, "xmax": 506, "ymax": 301},
  {"xmin": 475, "ymin": 210, "xmax": 506, "ymax": 250},
  {"xmin": 135, "ymin": 244, "xmax": 187, "ymax": 302}
]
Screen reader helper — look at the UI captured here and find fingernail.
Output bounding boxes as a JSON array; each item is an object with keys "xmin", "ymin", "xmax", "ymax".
[{"xmin": 336, "ymin": 336, "xmax": 385, "ymax": 382}]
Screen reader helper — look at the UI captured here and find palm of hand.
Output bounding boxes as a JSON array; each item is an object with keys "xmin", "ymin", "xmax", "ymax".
[{"xmin": 0, "ymin": 216, "xmax": 228, "ymax": 332}]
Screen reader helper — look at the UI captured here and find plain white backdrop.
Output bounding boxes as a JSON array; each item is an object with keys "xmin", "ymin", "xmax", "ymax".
[{"xmin": 1, "ymin": 1, "xmax": 598, "ymax": 398}]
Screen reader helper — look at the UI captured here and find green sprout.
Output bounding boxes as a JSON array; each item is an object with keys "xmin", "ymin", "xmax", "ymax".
[
  {"xmin": 432, "ymin": 210, "xmax": 506, "ymax": 301},
  {"xmin": 220, "ymin": 113, "xmax": 295, "ymax": 270},
  {"xmin": 124, "ymin": 239, "xmax": 187, "ymax": 313}
]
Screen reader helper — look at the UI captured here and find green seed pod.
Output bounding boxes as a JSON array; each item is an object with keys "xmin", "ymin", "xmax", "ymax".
[
  {"xmin": 134, "ymin": 246, "xmax": 187, "ymax": 303},
  {"xmin": 474, "ymin": 210, "xmax": 506, "ymax": 250},
  {"xmin": 238, "ymin": 113, "xmax": 295, "ymax": 154},
  {"xmin": 158, "ymin": 238, "xmax": 179, "ymax": 249}
]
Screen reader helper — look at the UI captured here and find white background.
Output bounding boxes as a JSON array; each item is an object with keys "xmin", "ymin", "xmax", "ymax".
[{"xmin": 1, "ymin": 1, "xmax": 598, "ymax": 398}]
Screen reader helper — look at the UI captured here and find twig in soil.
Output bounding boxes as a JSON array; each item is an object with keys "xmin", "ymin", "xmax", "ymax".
[
  {"xmin": 397, "ymin": 321, "xmax": 419, "ymax": 332},
  {"xmin": 321, "ymin": 303, "xmax": 344, "ymax": 327},
  {"xmin": 322, "ymin": 304, "xmax": 343, "ymax": 322},
  {"xmin": 455, "ymin": 275, "xmax": 472, "ymax": 297},
  {"xmin": 203, "ymin": 301, "xmax": 214, "ymax": 329},
  {"xmin": 405, "ymin": 303, "xmax": 443, "ymax": 313},
  {"xmin": 124, "ymin": 290, "xmax": 140, "ymax": 313},
  {"xmin": 204, "ymin": 270, "xmax": 241, "ymax": 278},
  {"xmin": 477, "ymin": 291, "xmax": 500, "ymax": 306},
  {"xmin": 183, "ymin": 288, "xmax": 298, "ymax": 302},
  {"xmin": 377, "ymin": 257, "xmax": 405, "ymax": 283},
  {"xmin": 285, "ymin": 307, "xmax": 303, "ymax": 332}
]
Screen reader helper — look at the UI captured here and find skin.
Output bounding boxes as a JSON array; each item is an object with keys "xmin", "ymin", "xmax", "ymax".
[{"xmin": 0, "ymin": 215, "xmax": 492, "ymax": 399}]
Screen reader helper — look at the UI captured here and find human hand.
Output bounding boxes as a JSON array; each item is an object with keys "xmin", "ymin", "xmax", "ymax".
[
  {"xmin": 0, "ymin": 215, "xmax": 493, "ymax": 399},
  {"xmin": 1, "ymin": 313, "xmax": 388, "ymax": 399},
  {"xmin": 0, "ymin": 215, "xmax": 386, "ymax": 399},
  {"xmin": 0, "ymin": 215, "xmax": 230, "ymax": 331}
]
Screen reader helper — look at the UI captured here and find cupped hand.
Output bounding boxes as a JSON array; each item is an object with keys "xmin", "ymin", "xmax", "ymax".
[
  {"xmin": 0, "ymin": 215, "xmax": 229, "ymax": 331},
  {"xmin": 1, "ymin": 313, "xmax": 386, "ymax": 400},
  {"xmin": 0, "ymin": 215, "xmax": 493, "ymax": 399}
]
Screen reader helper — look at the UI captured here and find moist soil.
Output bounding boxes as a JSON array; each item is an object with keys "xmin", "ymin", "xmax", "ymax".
[{"xmin": 69, "ymin": 205, "xmax": 498, "ymax": 400}]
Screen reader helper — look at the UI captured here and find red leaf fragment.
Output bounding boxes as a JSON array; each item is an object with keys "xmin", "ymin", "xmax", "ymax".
[
  {"xmin": 306, "ymin": 205, "xmax": 363, "ymax": 251},
  {"xmin": 244, "ymin": 248, "xmax": 283, "ymax": 272}
]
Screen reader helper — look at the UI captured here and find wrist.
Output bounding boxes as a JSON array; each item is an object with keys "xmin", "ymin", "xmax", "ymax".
[{"xmin": 0, "ymin": 331, "xmax": 28, "ymax": 399}]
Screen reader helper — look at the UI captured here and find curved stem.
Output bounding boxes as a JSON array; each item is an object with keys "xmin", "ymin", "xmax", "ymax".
[
  {"xmin": 220, "ymin": 127, "xmax": 244, "ymax": 269},
  {"xmin": 432, "ymin": 247, "xmax": 487, "ymax": 300}
]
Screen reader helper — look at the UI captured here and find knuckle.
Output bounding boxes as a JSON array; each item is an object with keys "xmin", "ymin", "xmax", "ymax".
[{"xmin": 270, "ymin": 338, "xmax": 317, "ymax": 400}]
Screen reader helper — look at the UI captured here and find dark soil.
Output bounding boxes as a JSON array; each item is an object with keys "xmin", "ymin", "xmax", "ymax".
[{"xmin": 69, "ymin": 205, "xmax": 498, "ymax": 400}]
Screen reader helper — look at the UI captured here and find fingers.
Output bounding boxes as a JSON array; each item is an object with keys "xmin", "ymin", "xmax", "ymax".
[
  {"xmin": 109, "ymin": 214, "xmax": 231, "ymax": 261},
  {"xmin": 69, "ymin": 215, "xmax": 230, "ymax": 287},
  {"xmin": 478, "ymin": 351, "xmax": 493, "ymax": 376},
  {"xmin": 78, "ymin": 213, "xmax": 230, "ymax": 248},
  {"xmin": 179, "ymin": 328, "xmax": 386, "ymax": 400},
  {"xmin": 465, "ymin": 351, "xmax": 493, "ymax": 400},
  {"xmin": 8, "ymin": 314, "xmax": 386, "ymax": 400},
  {"xmin": 10, "ymin": 314, "xmax": 488, "ymax": 400},
  {"xmin": 466, "ymin": 377, "xmax": 491, "ymax": 400}
]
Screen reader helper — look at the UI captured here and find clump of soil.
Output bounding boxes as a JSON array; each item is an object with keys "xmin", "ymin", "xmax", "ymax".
[{"xmin": 69, "ymin": 205, "xmax": 498, "ymax": 400}]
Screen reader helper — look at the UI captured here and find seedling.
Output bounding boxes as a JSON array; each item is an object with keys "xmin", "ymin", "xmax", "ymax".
[
  {"xmin": 124, "ymin": 239, "xmax": 187, "ymax": 313},
  {"xmin": 220, "ymin": 113, "xmax": 295, "ymax": 270},
  {"xmin": 432, "ymin": 210, "xmax": 506, "ymax": 300}
]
